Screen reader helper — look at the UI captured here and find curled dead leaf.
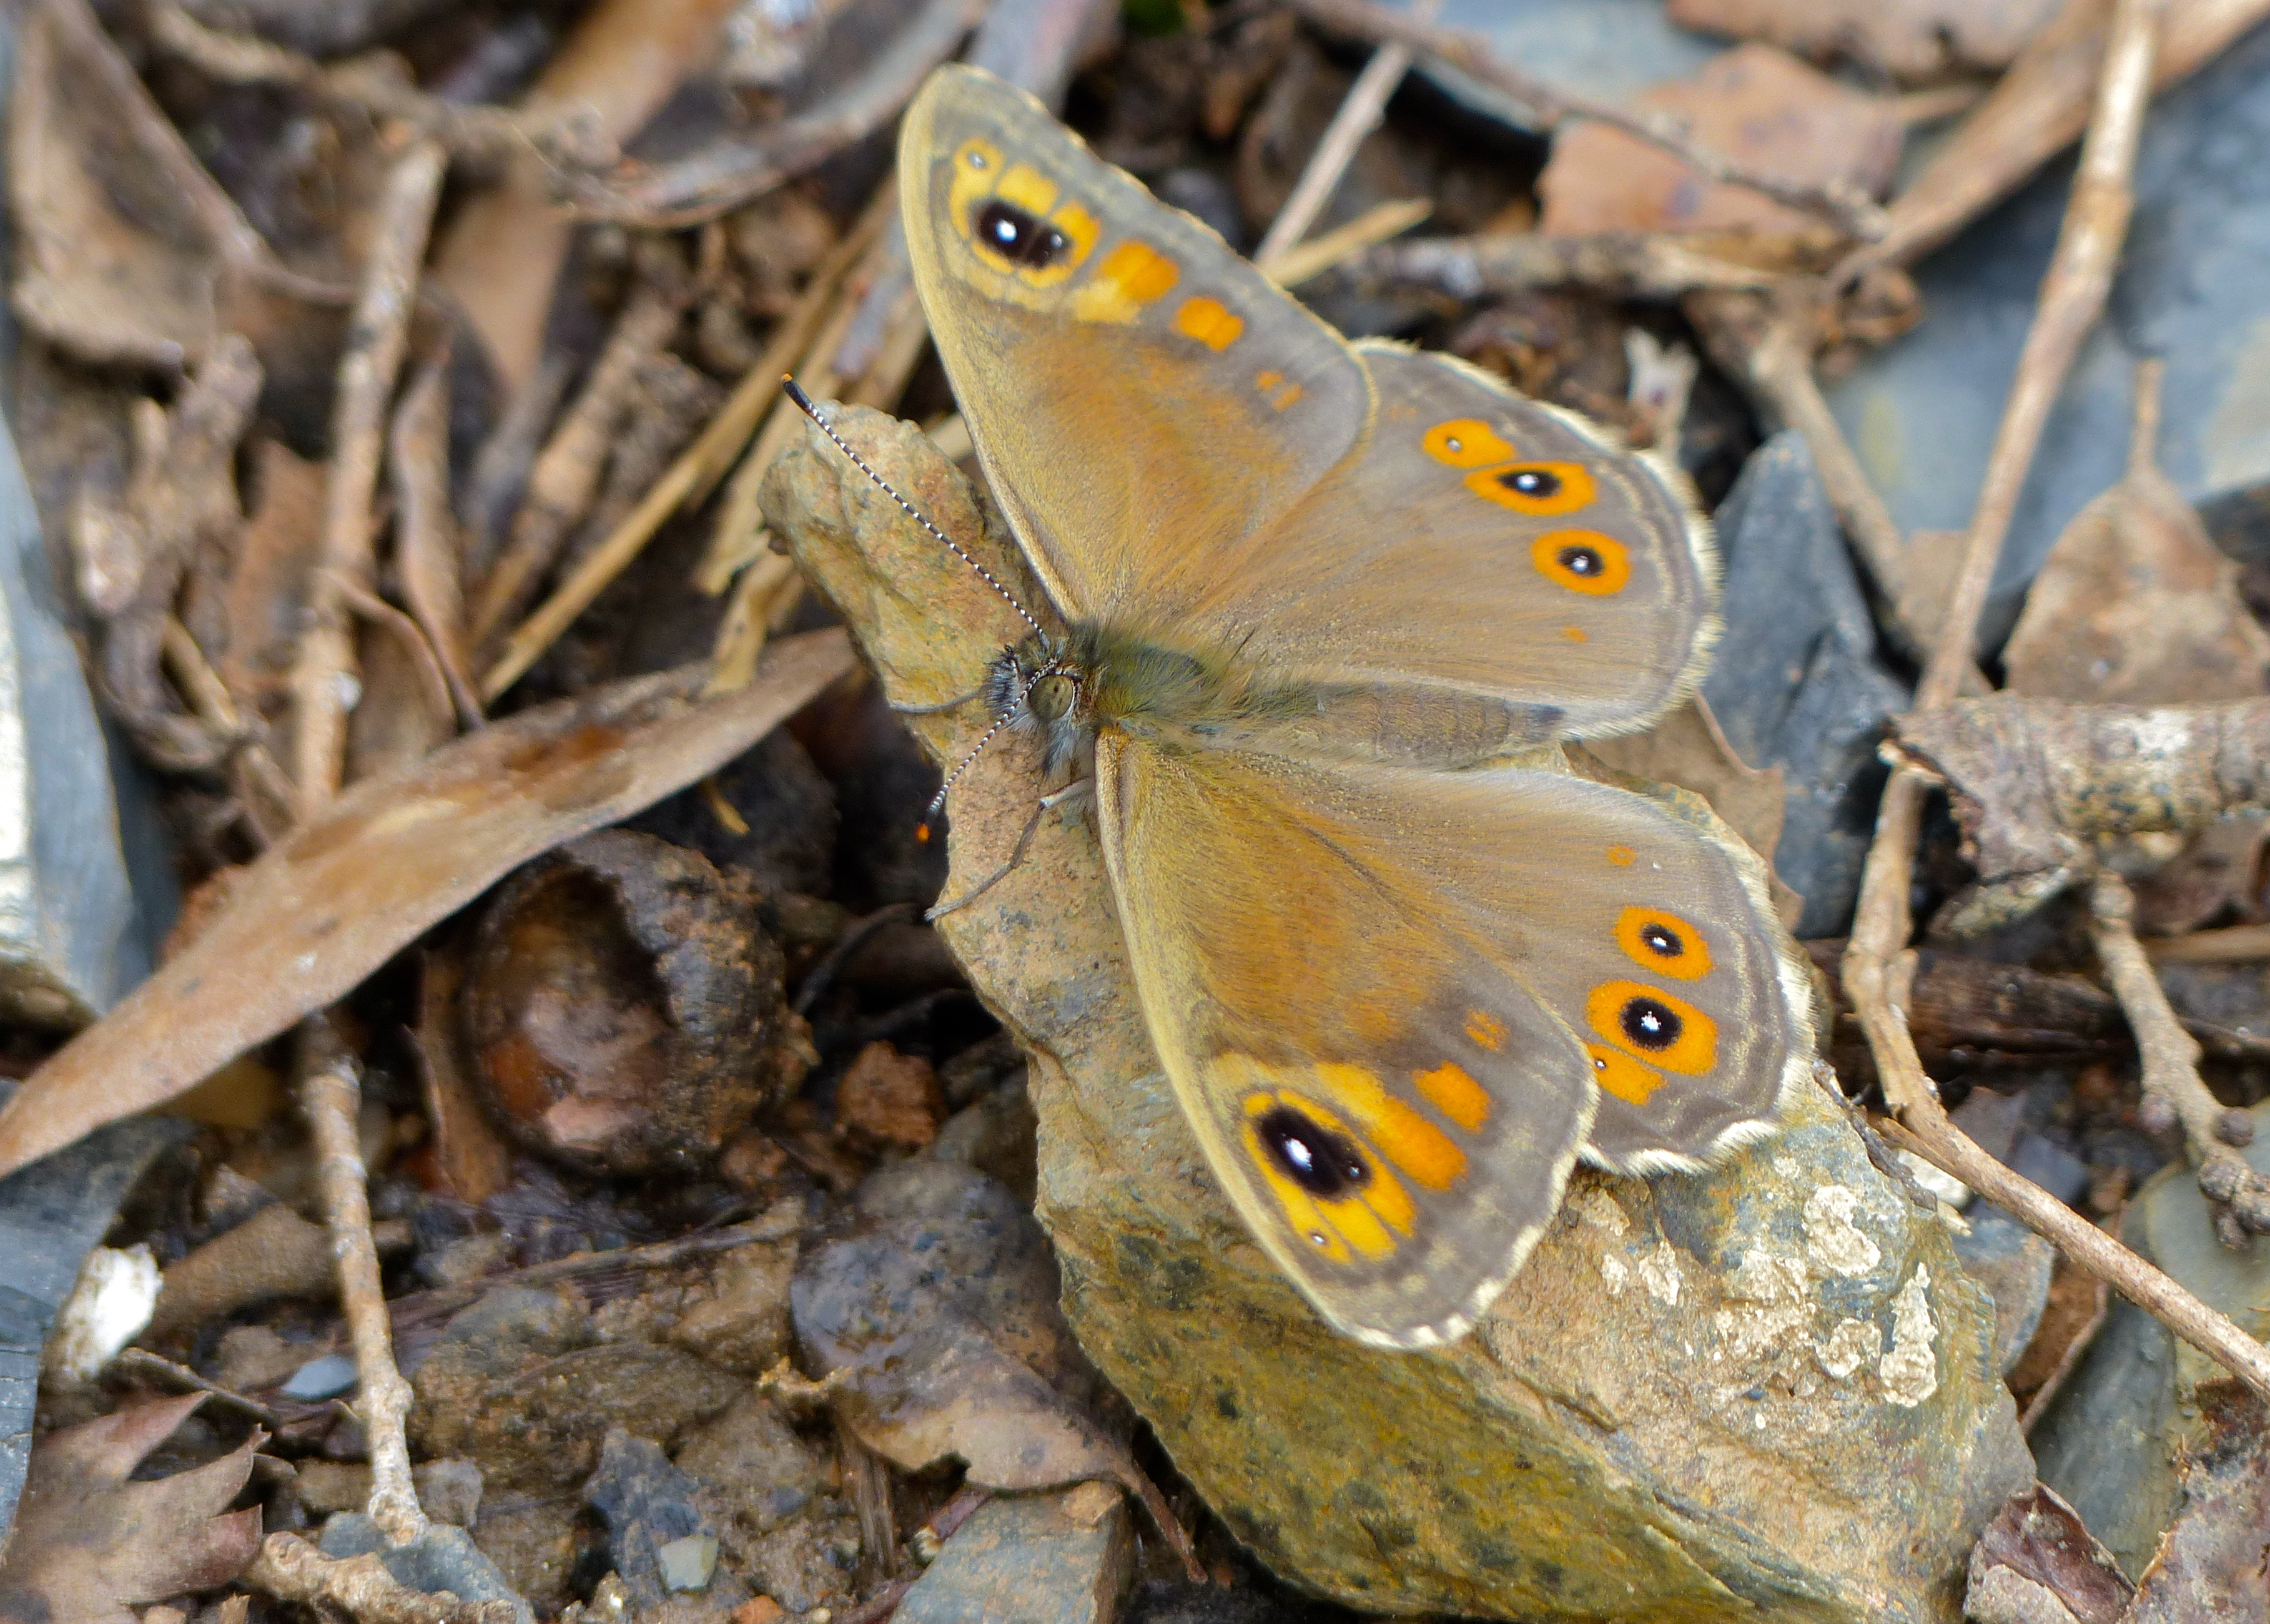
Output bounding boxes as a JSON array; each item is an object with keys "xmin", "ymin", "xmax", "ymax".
[{"xmin": 0, "ymin": 1392, "xmax": 261, "ymax": 1623}]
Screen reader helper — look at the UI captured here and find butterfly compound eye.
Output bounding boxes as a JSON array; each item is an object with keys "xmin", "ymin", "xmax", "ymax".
[
  {"xmin": 974, "ymin": 200, "xmax": 1070, "ymax": 269},
  {"xmin": 1256, "ymin": 1105, "xmax": 1369, "ymax": 1199},
  {"xmin": 1028, "ymin": 672, "xmax": 1078, "ymax": 721}
]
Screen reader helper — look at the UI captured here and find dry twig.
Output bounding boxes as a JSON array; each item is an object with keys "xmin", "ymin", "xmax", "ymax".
[
  {"xmin": 300, "ymin": 1021, "xmax": 427, "ymax": 1543},
  {"xmin": 1685, "ymin": 280, "xmax": 1944, "ymax": 666},
  {"xmin": 1840, "ymin": 0, "xmax": 2270, "ymax": 1402},
  {"xmin": 1285, "ymin": 0, "xmax": 1887, "ymax": 239},
  {"xmin": 244, "ymin": 1531, "xmax": 515, "ymax": 1623},
  {"xmin": 290, "ymin": 133, "xmax": 447, "ymax": 809},
  {"xmin": 1350, "ymin": 227, "xmax": 1777, "ymax": 302},
  {"xmin": 480, "ymin": 189, "xmax": 889, "ymax": 701},
  {"xmin": 1843, "ymin": 0, "xmax": 2270, "ymax": 277},
  {"xmin": 470, "ymin": 278, "xmax": 690, "ymax": 646},
  {"xmin": 144, "ymin": 1, "xmax": 607, "ymax": 172},
  {"xmin": 1251, "ymin": 0, "xmax": 1434, "ymax": 273},
  {"xmin": 2088, "ymin": 872, "xmax": 2270, "ymax": 1243},
  {"xmin": 389, "ymin": 351, "xmax": 482, "ymax": 726}
]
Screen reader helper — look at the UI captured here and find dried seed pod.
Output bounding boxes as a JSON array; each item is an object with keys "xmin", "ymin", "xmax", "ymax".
[{"xmin": 464, "ymin": 830, "xmax": 811, "ymax": 1175}]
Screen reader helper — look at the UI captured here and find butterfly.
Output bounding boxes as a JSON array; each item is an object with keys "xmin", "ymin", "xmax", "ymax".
[{"xmin": 870, "ymin": 63, "xmax": 1815, "ymax": 1350}]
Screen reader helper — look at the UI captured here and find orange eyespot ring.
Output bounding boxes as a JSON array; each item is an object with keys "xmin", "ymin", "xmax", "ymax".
[
  {"xmin": 1586, "ymin": 1044, "xmax": 1665, "ymax": 1106},
  {"xmin": 1615, "ymin": 906, "xmax": 1713, "ymax": 981},
  {"xmin": 1466, "ymin": 460, "xmax": 1596, "ymax": 516},
  {"xmin": 1421, "ymin": 418, "xmax": 1514, "ymax": 468},
  {"xmin": 1585, "ymin": 980, "xmax": 1717, "ymax": 1075},
  {"xmin": 1532, "ymin": 531, "xmax": 1629, "ymax": 595},
  {"xmin": 1606, "ymin": 845, "xmax": 1636, "ymax": 867}
]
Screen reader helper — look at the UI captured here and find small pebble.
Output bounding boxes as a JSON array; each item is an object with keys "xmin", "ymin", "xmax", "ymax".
[
  {"xmin": 658, "ymin": 1532, "xmax": 719, "ymax": 1592},
  {"xmin": 2216, "ymin": 1108, "xmax": 2256, "ymax": 1147},
  {"xmin": 280, "ymin": 1353, "xmax": 360, "ymax": 1400}
]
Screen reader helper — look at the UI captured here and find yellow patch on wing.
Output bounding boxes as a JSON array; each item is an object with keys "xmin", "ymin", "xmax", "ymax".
[
  {"xmin": 1607, "ymin": 845, "xmax": 1637, "ymax": 867},
  {"xmin": 1587, "ymin": 1044, "xmax": 1665, "ymax": 1105},
  {"xmin": 1463, "ymin": 1008, "xmax": 1507, "ymax": 1051},
  {"xmin": 1414, "ymin": 1061, "xmax": 1490, "ymax": 1132},
  {"xmin": 1312, "ymin": 1061, "xmax": 1467, "ymax": 1191},
  {"xmin": 1586, "ymin": 980, "xmax": 1719, "ymax": 1076},
  {"xmin": 1072, "ymin": 239, "xmax": 1178, "ymax": 323},
  {"xmin": 1173, "ymin": 296, "xmax": 1243, "ymax": 351}
]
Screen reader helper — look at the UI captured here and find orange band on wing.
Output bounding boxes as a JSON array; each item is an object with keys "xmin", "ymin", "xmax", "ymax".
[
  {"xmin": 1586, "ymin": 1044, "xmax": 1665, "ymax": 1105},
  {"xmin": 1422, "ymin": 418, "xmax": 1514, "ymax": 468}
]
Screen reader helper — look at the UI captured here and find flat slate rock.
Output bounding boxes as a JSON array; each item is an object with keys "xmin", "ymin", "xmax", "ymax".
[
  {"xmin": 1827, "ymin": 17, "xmax": 2270, "ymax": 647},
  {"xmin": 898, "ymin": 1485, "xmax": 1132, "ymax": 1624},
  {"xmin": 1389, "ymin": 0, "xmax": 1720, "ymax": 126},
  {"xmin": 1702, "ymin": 431, "xmax": 1912, "ymax": 940}
]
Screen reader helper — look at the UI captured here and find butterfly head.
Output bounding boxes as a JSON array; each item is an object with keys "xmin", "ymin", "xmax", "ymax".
[{"xmin": 985, "ymin": 631, "xmax": 1093, "ymax": 779}]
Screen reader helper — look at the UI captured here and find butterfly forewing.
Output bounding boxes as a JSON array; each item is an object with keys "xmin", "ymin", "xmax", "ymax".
[
  {"xmin": 899, "ymin": 66, "xmax": 1373, "ymax": 625},
  {"xmin": 1215, "ymin": 343, "xmax": 1721, "ymax": 755},
  {"xmin": 1095, "ymin": 734, "xmax": 1597, "ymax": 1348}
]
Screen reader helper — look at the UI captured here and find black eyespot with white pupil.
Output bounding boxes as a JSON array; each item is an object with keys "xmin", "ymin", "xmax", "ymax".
[
  {"xmin": 1619, "ymin": 995, "xmax": 1683, "ymax": 1052},
  {"xmin": 1557, "ymin": 544, "xmax": 1605, "ymax": 577},
  {"xmin": 1500, "ymin": 467, "xmax": 1562, "ymax": 499},
  {"xmin": 974, "ymin": 200, "xmax": 1068, "ymax": 268},
  {"xmin": 1638, "ymin": 922, "xmax": 1684, "ymax": 960},
  {"xmin": 1256, "ymin": 1105, "xmax": 1368, "ymax": 1200}
]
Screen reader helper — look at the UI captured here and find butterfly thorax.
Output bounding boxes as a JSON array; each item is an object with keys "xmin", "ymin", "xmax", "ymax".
[{"xmin": 987, "ymin": 621, "xmax": 1318, "ymax": 775}]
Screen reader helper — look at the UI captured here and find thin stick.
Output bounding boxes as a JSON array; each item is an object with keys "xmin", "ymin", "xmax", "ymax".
[
  {"xmin": 245, "ymin": 1531, "xmax": 514, "ymax": 1623},
  {"xmin": 1874, "ymin": 1114, "xmax": 2270, "ymax": 1399},
  {"xmin": 1685, "ymin": 282, "xmax": 1937, "ymax": 664},
  {"xmin": 1285, "ymin": 0, "xmax": 1887, "ymax": 240},
  {"xmin": 2089, "ymin": 872, "xmax": 2269, "ymax": 1237},
  {"xmin": 480, "ymin": 188, "xmax": 888, "ymax": 702},
  {"xmin": 299, "ymin": 1020, "xmax": 427, "ymax": 1544},
  {"xmin": 1835, "ymin": 0, "xmax": 2270, "ymax": 1399},
  {"xmin": 290, "ymin": 134, "xmax": 446, "ymax": 809},
  {"xmin": 1916, "ymin": 2, "xmax": 2159, "ymax": 715},
  {"xmin": 145, "ymin": 1, "xmax": 605, "ymax": 171},
  {"xmin": 1251, "ymin": 0, "xmax": 1436, "ymax": 273},
  {"xmin": 2143, "ymin": 925, "xmax": 2270, "ymax": 963},
  {"xmin": 1265, "ymin": 197, "xmax": 1431, "ymax": 289},
  {"xmin": 470, "ymin": 280, "xmax": 688, "ymax": 644}
]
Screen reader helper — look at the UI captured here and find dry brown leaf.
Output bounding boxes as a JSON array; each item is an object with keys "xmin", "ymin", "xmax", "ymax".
[
  {"xmin": 0, "ymin": 631, "xmax": 854, "ymax": 1178},
  {"xmin": 2126, "ymin": 1383, "xmax": 2270, "ymax": 1621},
  {"xmin": 1537, "ymin": 44, "xmax": 1902, "ymax": 237},
  {"xmin": 2005, "ymin": 370, "xmax": 2270, "ymax": 704},
  {"xmin": 8, "ymin": 0, "xmax": 282, "ymax": 372},
  {"xmin": 1667, "ymin": 0, "xmax": 2065, "ymax": 81},
  {"xmin": 1965, "ymin": 1484, "xmax": 2133, "ymax": 1624},
  {"xmin": 0, "ymin": 1392, "xmax": 261, "ymax": 1623}
]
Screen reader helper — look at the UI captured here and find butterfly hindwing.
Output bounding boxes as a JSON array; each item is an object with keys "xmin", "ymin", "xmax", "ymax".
[
  {"xmin": 899, "ymin": 65, "xmax": 1373, "ymax": 625},
  {"xmin": 1094, "ymin": 732, "xmax": 1596, "ymax": 1349}
]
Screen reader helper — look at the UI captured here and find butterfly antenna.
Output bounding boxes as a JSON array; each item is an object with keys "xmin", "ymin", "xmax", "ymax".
[{"xmin": 782, "ymin": 379, "xmax": 1045, "ymax": 638}]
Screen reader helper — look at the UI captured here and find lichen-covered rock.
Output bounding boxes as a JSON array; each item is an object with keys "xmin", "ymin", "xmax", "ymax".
[{"xmin": 762, "ymin": 408, "xmax": 2033, "ymax": 1622}]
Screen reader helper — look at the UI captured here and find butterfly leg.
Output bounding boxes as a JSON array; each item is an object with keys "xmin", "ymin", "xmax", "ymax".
[{"xmin": 924, "ymin": 779, "xmax": 1093, "ymax": 920}]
